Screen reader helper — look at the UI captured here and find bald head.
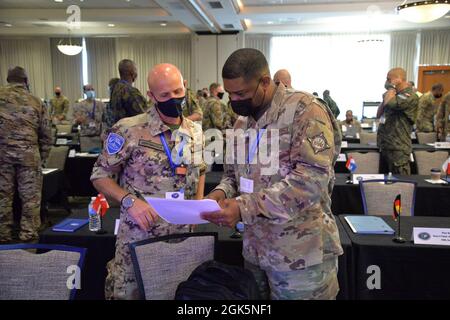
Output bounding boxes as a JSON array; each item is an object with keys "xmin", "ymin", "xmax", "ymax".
[
  {"xmin": 388, "ymin": 68, "xmax": 406, "ymax": 81},
  {"xmin": 273, "ymin": 69, "xmax": 292, "ymax": 89},
  {"xmin": 147, "ymin": 63, "xmax": 185, "ymax": 103},
  {"xmin": 118, "ymin": 59, "xmax": 137, "ymax": 82},
  {"xmin": 386, "ymin": 67, "xmax": 408, "ymax": 91},
  {"xmin": 7, "ymin": 66, "xmax": 28, "ymax": 84}
]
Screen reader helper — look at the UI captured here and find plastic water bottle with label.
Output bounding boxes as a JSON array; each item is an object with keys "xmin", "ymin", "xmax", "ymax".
[{"xmin": 88, "ymin": 197, "xmax": 101, "ymax": 232}]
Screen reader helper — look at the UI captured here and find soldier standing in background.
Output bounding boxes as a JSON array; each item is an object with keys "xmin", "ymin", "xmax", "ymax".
[
  {"xmin": 322, "ymin": 89, "xmax": 340, "ymax": 118},
  {"xmin": 202, "ymin": 49, "xmax": 343, "ymax": 300},
  {"xmin": 416, "ymin": 83, "xmax": 444, "ymax": 132},
  {"xmin": 377, "ymin": 68, "xmax": 418, "ymax": 175},
  {"xmin": 182, "ymin": 80, "xmax": 203, "ymax": 122},
  {"xmin": 436, "ymin": 92, "xmax": 450, "ymax": 142},
  {"xmin": 203, "ymin": 83, "xmax": 227, "ymax": 131},
  {"xmin": 50, "ymin": 86, "xmax": 70, "ymax": 124},
  {"xmin": 0, "ymin": 66, "xmax": 52, "ymax": 243}
]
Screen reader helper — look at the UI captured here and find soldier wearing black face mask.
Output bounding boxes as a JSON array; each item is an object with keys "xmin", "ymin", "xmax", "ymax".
[
  {"xmin": 203, "ymin": 83, "xmax": 230, "ymax": 131},
  {"xmin": 416, "ymin": 83, "xmax": 444, "ymax": 133}
]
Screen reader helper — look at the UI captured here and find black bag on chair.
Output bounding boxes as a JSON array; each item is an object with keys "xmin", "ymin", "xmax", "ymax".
[{"xmin": 175, "ymin": 260, "xmax": 261, "ymax": 300}]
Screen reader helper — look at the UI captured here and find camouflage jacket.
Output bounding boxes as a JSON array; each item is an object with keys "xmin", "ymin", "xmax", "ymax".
[
  {"xmin": 203, "ymin": 96, "xmax": 226, "ymax": 131},
  {"xmin": 323, "ymin": 95, "xmax": 340, "ymax": 118},
  {"xmin": 213, "ymin": 86, "xmax": 343, "ymax": 271},
  {"xmin": 436, "ymin": 92, "xmax": 450, "ymax": 141},
  {"xmin": 50, "ymin": 95, "xmax": 70, "ymax": 118},
  {"xmin": 378, "ymin": 86, "xmax": 418, "ymax": 153},
  {"xmin": 0, "ymin": 83, "xmax": 52, "ymax": 165},
  {"xmin": 105, "ymin": 80, "xmax": 147, "ymax": 129},
  {"xmin": 73, "ymin": 98, "xmax": 105, "ymax": 136},
  {"xmin": 182, "ymin": 88, "xmax": 203, "ymax": 120},
  {"xmin": 416, "ymin": 92, "xmax": 438, "ymax": 132}
]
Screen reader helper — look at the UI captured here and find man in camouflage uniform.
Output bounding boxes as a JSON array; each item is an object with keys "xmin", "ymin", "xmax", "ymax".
[
  {"xmin": 323, "ymin": 90, "xmax": 340, "ymax": 119},
  {"xmin": 416, "ymin": 83, "xmax": 444, "ymax": 132},
  {"xmin": 340, "ymin": 110, "xmax": 361, "ymax": 135},
  {"xmin": 377, "ymin": 68, "xmax": 418, "ymax": 175},
  {"xmin": 202, "ymin": 49, "xmax": 343, "ymax": 300},
  {"xmin": 104, "ymin": 59, "xmax": 148, "ymax": 130},
  {"xmin": 436, "ymin": 92, "xmax": 450, "ymax": 142},
  {"xmin": 91, "ymin": 63, "xmax": 206, "ymax": 300},
  {"xmin": 73, "ymin": 84, "xmax": 105, "ymax": 151},
  {"xmin": 0, "ymin": 66, "xmax": 52, "ymax": 243},
  {"xmin": 50, "ymin": 86, "xmax": 70, "ymax": 124},
  {"xmin": 203, "ymin": 83, "xmax": 228, "ymax": 131},
  {"xmin": 181, "ymin": 80, "xmax": 203, "ymax": 122}
]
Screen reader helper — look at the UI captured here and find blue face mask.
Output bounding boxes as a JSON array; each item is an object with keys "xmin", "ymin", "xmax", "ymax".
[{"xmin": 85, "ymin": 90, "xmax": 95, "ymax": 99}]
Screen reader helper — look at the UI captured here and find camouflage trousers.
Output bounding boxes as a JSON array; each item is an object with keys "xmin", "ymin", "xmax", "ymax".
[
  {"xmin": 105, "ymin": 210, "xmax": 190, "ymax": 300},
  {"xmin": 380, "ymin": 150, "xmax": 411, "ymax": 175},
  {"xmin": 0, "ymin": 163, "xmax": 42, "ymax": 242},
  {"xmin": 245, "ymin": 257, "xmax": 339, "ymax": 300}
]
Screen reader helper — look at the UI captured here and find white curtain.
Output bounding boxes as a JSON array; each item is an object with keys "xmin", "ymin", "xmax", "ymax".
[
  {"xmin": 0, "ymin": 37, "xmax": 53, "ymax": 100},
  {"xmin": 86, "ymin": 37, "xmax": 117, "ymax": 99},
  {"xmin": 270, "ymin": 33, "xmax": 390, "ymax": 120},
  {"xmin": 244, "ymin": 34, "xmax": 272, "ymax": 64},
  {"xmin": 115, "ymin": 36, "xmax": 191, "ymax": 95},
  {"xmin": 390, "ymin": 31, "xmax": 419, "ymax": 84},
  {"xmin": 50, "ymin": 38, "xmax": 83, "ymax": 105},
  {"xmin": 419, "ymin": 29, "xmax": 450, "ymax": 65}
]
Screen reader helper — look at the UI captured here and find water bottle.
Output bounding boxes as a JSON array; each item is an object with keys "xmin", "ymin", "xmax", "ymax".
[
  {"xmin": 386, "ymin": 172, "xmax": 393, "ymax": 184},
  {"xmin": 88, "ymin": 197, "xmax": 101, "ymax": 232},
  {"xmin": 372, "ymin": 121, "xmax": 377, "ymax": 133}
]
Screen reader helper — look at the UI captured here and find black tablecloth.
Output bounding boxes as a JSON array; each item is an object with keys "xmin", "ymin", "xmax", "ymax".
[
  {"xmin": 331, "ymin": 174, "xmax": 450, "ymax": 217},
  {"xmin": 339, "ymin": 215, "xmax": 450, "ymax": 299},
  {"xmin": 40, "ymin": 208, "xmax": 351, "ymax": 300},
  {"xmin": 65, "ymin": 156, "xmax": 98, "ymax": 196}
]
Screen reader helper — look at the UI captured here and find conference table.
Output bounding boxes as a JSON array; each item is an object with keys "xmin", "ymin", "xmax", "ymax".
[
  {"xmin": 39, "ymin": 208, "xmax": 352, "ymax": 300},
  {"xmin": 40, "ymin": 208, "xmax": 450, "ymax": 300}
]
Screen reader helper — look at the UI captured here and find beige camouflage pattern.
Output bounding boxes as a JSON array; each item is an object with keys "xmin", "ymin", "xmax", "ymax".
[
  {"xmin": 436, "ymin": 92, "xmax": 450, "ymax": 141},
  {"xmin": 213, "ymin": 86, "xmax": 343, "ymax": 276},
  {"xmin": 245, "ymin": 257, "xmax": 339, "ymax": 300},
  {"xmin": 416, "ymin": 92, "xmax": 439, "ymax": 132},
  {"xmin": 377, "ymin": 86, "xmax": 418, "ymax": 175},
  {"xmin": 73, "ymin": 98, "xmax": 105, "ymax": 136},
  {"xmin": 182, "ymin": 88, "xmax": 203, "ymax": 120},
  {"xmin": 91, "ymin": 105, "xmax": 206, "ymax": 299},
  {"xmin": 50, "ymin": 95, "xmax": 70, "ymax": 119},
  {"xmin": 202, "ymin": 96, "xmax": 227, "ymax": 131},
  {"xmin": 0, "ymin": 83, "xmax": 51, "ymax": 242}
]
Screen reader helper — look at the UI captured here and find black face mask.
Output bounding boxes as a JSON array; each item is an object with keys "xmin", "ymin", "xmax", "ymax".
[
  {"xmin": 230, "ymin": 80, "xmax": 264, "ymax": 117},
  {"xmin": 55, "ymin": 92, "xmax": 61, "ymax": 97},
  {"xmin": 155, "ymin": 96, "xmax": 185, "ymax": 118},
  {"xmin": 217, "ymin": 92, "xmax": 224, "ymax": 100},
  {"xmin": 434, "ymin": 94, "xmax": 443, "ymax": 99}
]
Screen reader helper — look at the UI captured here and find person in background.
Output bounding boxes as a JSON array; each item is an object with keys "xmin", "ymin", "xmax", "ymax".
[
  {"xmin": 323, "ymin": 90, "xmax": 340, "ymax": 118},
  {"xmin": 182, "ymin": 80, "xmax": 203, "ymax": 122},
  {"xmin": 377, "ymin": 67, "xmax": 418, "ymax": 175},
  {"xmin": 105, "ymin": 59, "xmax": 148, "ymax": 129},
  {"xmin": 416, "ymin": 83, "xmax": 444, "ymax": 132},
  {"xmin": 340, "ymin": 110, "xmax": 361, "ymax": 133},
  {"xmin": 203, "ymin": 83, "xmax": 227, "ymax": 131},
  {"xmin": 273, "ymin": 69, "xmax": 293, "ymax": 89},
  {"xmin": 436, "ymin": 92, "xmax": 450, "ymax": 142},
  {"xmin": 50, "ymin": 86, "xmax": 70, "ymax": 124},
  {"xmin": 0, "ymin": 66, "xmax": 52, "ymax": 243},
  {"xmin": 408, "ymin": 81, "xmax": 422, "ymax": 98}
]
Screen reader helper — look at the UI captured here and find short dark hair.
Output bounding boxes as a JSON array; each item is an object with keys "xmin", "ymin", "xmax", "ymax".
[
  {"xmin": 7, "ymin": 66, "xmax": 27, "ymax": 83},
  {"xmin": 118, "ymin": 59, "xmax": 136, "ymax": 78},
  {"xmin": 209, "ymin": 82, "xmax": 220, "ymax": 93},
  {"xmin": 408, "ymin": 81, "xmax": 415, "ymax": 86},
  {"xmin": 323, "ymin": 90, "xmax": 330, "ymax": 96},
  {"xmin": 432, "ymin": 83, "xmax": 444, "ymax": 91},
  {"xmin": 222, "ymin": 48, "xmax": 270, "ymax": 82}
]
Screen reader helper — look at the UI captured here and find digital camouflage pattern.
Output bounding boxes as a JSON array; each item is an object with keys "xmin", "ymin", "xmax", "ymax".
[
  {"xmin": 91, "ymin": 106, "xmax": 206, "ymax": 299},
  {"xmin": 105, "ymin": 80, "xmax": 148, "ymax": 129},
  {"xmin": 182, "ymin": 88, "xmax": 203, "ymax": 120},
  {"xmin": 202, "ymin": 96, "xmax": 227, "ymax": 131},
  {"xmin": 73, "ymin": 98, "xmax": 105, "ymax": 136},
  {"xmin": 377, "ymin": 86, "xmax": 418, "ymax": 175},
  {"xmin": 213, "ymin": 86, "xmax": 343, "ymax": 280},
  {"xmin": 0, "ymin": 83, "xmax": 51, "ymax": 242},
  {"xmin": 436, "ymin": 92, "xmax": 450, "ymax": 141},
  {"xmin": 416, "ymin": 92, "xmax": 439, "ymax": 132},
  {"xmin": 49, "ymin": 95, "xmax": 69, "ymax": 120}
]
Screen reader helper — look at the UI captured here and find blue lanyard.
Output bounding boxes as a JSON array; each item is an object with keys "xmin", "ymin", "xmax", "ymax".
[
  {"xmin": 247, "ymin": 127, "xmax": 267, "ymax": 165},
  {"xmin": 159, "ymin": 133, "xmax": 185, "ymax": 174}
]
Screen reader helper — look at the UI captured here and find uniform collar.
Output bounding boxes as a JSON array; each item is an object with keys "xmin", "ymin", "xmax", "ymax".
[{"xmin": 147, "ymin": 105, "xmax": 193, "ymax": 138}]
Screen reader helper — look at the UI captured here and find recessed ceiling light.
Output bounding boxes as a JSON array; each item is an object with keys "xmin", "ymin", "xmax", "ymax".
[
  {"xmin": 108, "ymin": 24, "xmax": 115, "ymax": 27},
  {"xmin": 267, "ymin": 21, "xmax": 274, "ymax": 24},
  {"xmin": 54, "ymin": 0, "xmax": 63, "ymax": 3},
  {"xmin": 5, "ymin": 23, "xmax": 12, "ymax": 27},
  {"xmin": 160, "ymin": 22, "xmax": 167, "ymax": 26}
]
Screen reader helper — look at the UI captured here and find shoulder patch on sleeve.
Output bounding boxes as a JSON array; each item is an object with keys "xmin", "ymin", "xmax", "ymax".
[
  {"xmin": 106, "ymin": 132, "xmax": 125, "ymax": 155},
  {"xmin": 307, "ymin": 132, "xmax": 330, "ymax": 154}
]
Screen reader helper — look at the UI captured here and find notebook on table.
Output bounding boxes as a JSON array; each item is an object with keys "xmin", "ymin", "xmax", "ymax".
[
  {"xmin": 52, "ymin": 218, "xmax": 89, "ymax": 232},
  {"xmin": 344, "ymin": 216, "xmax": 395, "ymax": 235}
]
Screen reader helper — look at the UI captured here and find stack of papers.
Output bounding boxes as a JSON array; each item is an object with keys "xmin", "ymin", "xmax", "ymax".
[{"xmin": 345, "ymin": 216, "xmax": 395, "ymax": 235}]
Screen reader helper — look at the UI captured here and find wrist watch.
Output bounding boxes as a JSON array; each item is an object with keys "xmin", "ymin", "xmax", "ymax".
[{"xmin": 121, "ymin": 193, "xmax": 136, "ymax": 210}]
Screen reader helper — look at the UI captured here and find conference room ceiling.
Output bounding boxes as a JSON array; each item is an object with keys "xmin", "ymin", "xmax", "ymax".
[{"xmin": 0, "ymin": 0, "xmax": 448, "ymax": 36}]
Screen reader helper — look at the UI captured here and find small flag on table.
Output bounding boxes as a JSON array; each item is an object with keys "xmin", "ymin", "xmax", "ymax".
[
  {"xmin": 392, "ymin": 194, "xmax": 401, "ymax": 221},
  {"xmin": 346, "ymin": 156, "xmax": 357, "ymax": 173},
  {"xmin": 92, "ymin": 194, "xmax": 109, "ymax": 217}
]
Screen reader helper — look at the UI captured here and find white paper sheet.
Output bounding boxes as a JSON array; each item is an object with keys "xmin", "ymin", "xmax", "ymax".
[
  {"xmin": 114, "ymin": 219, "xmax": 120, "ymax": 235},
  {"xmin": 42, "ymin": 168, "xmax": 58, "ymax": 175},
  {"xmin": 352, "ymin": 174, "xmax": 385, "ymax": 184},
  {"xmin": 341, "ymin": 141, "xmax": 348, "ymax": 148},
  {"xmin": 424, "ymin": 179, "xmax": 448, "ymax": 185},
  {"xmin": 144, "ymin": 198, "xmax": 221, "ymax": 225}
]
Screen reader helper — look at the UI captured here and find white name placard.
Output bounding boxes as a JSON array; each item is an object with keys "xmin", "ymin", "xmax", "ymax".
[{"xmin": 413, "ymin": 227, "xmax": 450, "ymax": 246}]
